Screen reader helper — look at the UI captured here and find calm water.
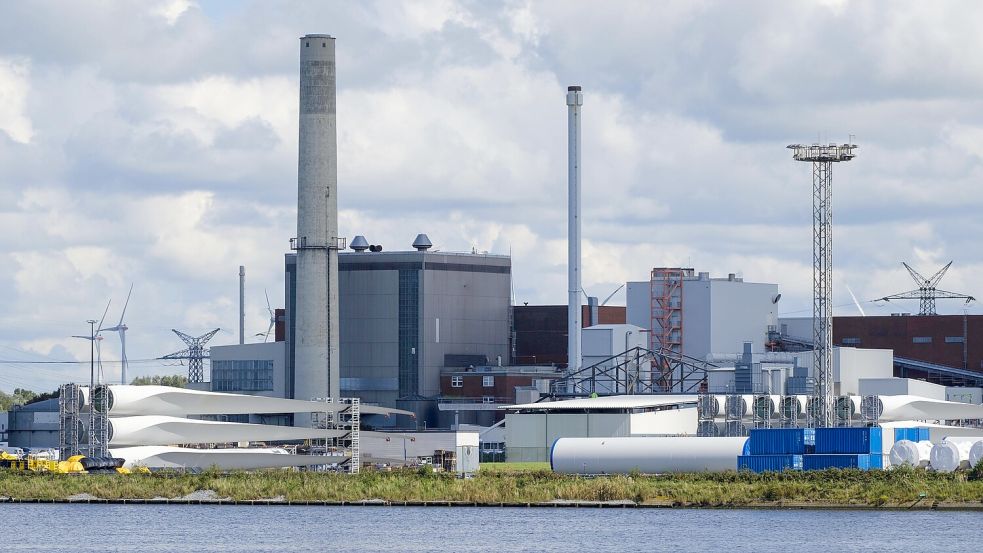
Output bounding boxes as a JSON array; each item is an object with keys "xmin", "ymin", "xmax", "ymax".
[{"xmin": 0, "ymin": 504, "xmax": 980, "ymax": 552}]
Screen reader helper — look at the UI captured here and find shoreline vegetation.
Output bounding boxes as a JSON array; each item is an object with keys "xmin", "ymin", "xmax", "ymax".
[{"xmin": 2, "ymin": 464, "xmax": 983, "ymax": 509}]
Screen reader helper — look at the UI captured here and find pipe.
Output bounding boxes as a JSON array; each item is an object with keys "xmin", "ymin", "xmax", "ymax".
[
  {"xmin": 566, "ymin": 85, "xmax": 583, "ymax": 379},
  {"xmin": 239, "ymin": 265, "xmax": 245, "ymax": 345},
  {"xmin": 550, "ymin": 436, "xmax": 748, "ymax": 474}
]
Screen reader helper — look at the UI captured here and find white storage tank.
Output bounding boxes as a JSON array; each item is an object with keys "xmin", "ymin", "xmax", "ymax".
[{"xmin": 550, "ymin": 436, "xmax": 747, "ymax": 474}]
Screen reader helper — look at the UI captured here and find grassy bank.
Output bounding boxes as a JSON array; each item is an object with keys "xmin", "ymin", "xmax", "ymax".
[{"xmin": 2, "ymin": 466, "xmax": 983, "ymax": 507}]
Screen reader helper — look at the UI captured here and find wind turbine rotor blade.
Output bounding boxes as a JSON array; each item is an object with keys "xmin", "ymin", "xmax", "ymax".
[
  {"xmin": 97, "ymin": 299, "xmax": 112, "ymax": 332},
  {"xmin": 118, "ymin": 283, "xmax": 133, "ymax": 325},
  {"xmin": 845, "ymin": 285, "xmax": 866, "ymax": 317},
  {"xmin": 264, "ymin": 320, "xmax": 275, "ymax": 343}
]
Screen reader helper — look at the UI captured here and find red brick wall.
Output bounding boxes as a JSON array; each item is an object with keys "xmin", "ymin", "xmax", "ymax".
[
  {"xmin": 833, "ymin": 315, "xmax": 983, "ymax": 371},
  {"xmin": 439, "ymin": 373, "xmax": 545, "ymax": 402}
]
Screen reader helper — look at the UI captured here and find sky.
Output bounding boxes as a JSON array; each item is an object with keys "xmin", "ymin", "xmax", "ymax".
[{"xmin": 1, "ymin": 0, "xmax": 982, "ymax": 392}]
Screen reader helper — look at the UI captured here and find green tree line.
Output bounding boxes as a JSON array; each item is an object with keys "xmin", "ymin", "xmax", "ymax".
[
  {"xmin": 130, "ymin": 375, "xmax": 187, "ymax": 388},
  {"xmin": 0, "ymin": 374, "xmax": 185, "ymax": 411}
]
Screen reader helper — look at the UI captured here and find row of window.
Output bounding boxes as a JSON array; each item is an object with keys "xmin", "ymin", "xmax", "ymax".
[
  {"xmin": 841, "ymin": 336, "xmax": 966, "ymax": 345},
  {"xmin": 450, "ymin": 375, "xmax": 495, "ymax": 387},
  {"xmin": 212, "ymin": 360, "xmax": 274, "ymax": 392}
]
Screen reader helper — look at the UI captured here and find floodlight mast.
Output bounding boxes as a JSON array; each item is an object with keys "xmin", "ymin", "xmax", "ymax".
[{"xmin": 787, "ymin": 142, "xmax": 857, "ymax": 428}]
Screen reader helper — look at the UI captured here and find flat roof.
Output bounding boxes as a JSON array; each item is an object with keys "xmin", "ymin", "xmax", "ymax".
[{"xmin": 503, "ymin": 394, "xmax": 699, "ymax": 411}]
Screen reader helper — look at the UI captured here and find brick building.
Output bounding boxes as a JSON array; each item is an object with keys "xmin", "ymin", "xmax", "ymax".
[{"xmin": 833, "ymin": 314, "xmax": 983, "ymax": 372}]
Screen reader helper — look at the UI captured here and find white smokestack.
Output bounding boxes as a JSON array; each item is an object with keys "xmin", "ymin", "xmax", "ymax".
[
  {"xmin": 239, "ymin": 265, "xmax": 245, "ymax": 345},
  {"xmin": 567, "ymin": 85, "xmax": 583, "ymax": 376},
  {"xmin": 294, "ymin": 34, "xmax": 341, "ymax": 407}
]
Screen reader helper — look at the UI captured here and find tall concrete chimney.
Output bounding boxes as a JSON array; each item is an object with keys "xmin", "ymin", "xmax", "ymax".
[
  {"xmin": 294, "ymin": 34, "xmax": 341, "ymax": 406},
  {"xmin": 566, "ymin": 85, "xmax": 583, "ymax": 375}
]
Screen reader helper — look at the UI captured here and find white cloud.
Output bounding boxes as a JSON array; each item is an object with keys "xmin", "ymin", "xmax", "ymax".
[
  {"xmin": 152, "ymin": 0, "xmax": 196, "ymax": 26},
  {"xmin": 1, "ymin": 0, "xmax": 982, "ymax": 392},
  {"xmin": 0, "ymin": 57, "xmax": 32, "ymax": 143}
]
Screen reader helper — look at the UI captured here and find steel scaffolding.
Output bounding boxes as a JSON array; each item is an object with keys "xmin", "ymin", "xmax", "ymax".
[
  {"xmin": 58, "ymin": 383, "xmax": 82, "ymax": 459},
  {"xmin": 90, "ymin": 385, "xmax": 110, "ymax": 457},
  {"xmin": 310, "ymin": 397, "xmax": 361, "ymax": 474},
  {"xmin": 788, "ymin": 142, "xmax": 856, "ymax": 428}
]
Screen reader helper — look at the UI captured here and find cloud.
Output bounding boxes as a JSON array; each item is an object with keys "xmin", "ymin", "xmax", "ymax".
[
  {"xmin": 1, "ymin": 0, "xmax": 982, "ymax": 392},
  {"xmin": 0, "ymin": 57, "xmax": 32, "ymax": 143}
]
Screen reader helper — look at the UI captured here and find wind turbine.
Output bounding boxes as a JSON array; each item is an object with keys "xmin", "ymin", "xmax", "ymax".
[
  {"xmin": 259, "ymin": 289, "xmax": 276, "ymax": 343},
  {"xmin": 72, "ymin": 299, "xmax": 111, "ymax": 384},
  {"xmin": 102, "ymin": 284, "xmax": 133, "ymax": 385}
]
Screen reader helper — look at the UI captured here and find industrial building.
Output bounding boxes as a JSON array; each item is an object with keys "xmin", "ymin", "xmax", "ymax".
[
  {"xmin": 7, "ymin": 399, "xmax": 59, "ymax": 448},
  {"xmin": 284, "ymin": 243, "xmax": 512, "ymax": 425},
  {"xmin": 436, "ymin": 364, "xmax": 563, "ymax": 427},
  {"xmin": 502, "ymin": 395, "xmax": 698, "ymax": 462},
  {"xmin": 207, "ymin": 240, "xmax": 512, "ymax": 428},
  {"xmin": 627, "ymin": 268, "xmax": 781, "ymax": 360},
  {"xmin": 513, "ymin": 304, "xmax": 626, "ymax": 365},
  {"xmin": 833, "ymin": 315, "xmax": 983, "ymax": 372},
  {"xmin": 778, "ymin": 315, "xmax": 983, "ymax": 386}
]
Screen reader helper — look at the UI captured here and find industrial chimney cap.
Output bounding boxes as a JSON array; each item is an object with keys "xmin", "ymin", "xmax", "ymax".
[
  {"xmin": 567, "ymin": 85, "xmax": 581, "ymax": 91},
  {"xmin": 412, "ymin": 234, "xmax": 433, "ymax": 251},
  {"xmin": 350, "ymin": 235, "xmax": 369, "ymax": 252}
]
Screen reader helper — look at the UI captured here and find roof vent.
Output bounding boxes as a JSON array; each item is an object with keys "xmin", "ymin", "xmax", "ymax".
[
  {"xmin": 412, "ymin": 234, "xmax": 433, "ymax": 251},
  {"xmin": 350, "ymin": 235, "xmax": 369, "ymax": 252}
]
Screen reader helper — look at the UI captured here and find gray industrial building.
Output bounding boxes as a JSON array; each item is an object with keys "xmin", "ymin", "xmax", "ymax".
[
  {"xmin": 209, "ymin": 239, "xmax": 512, "ymax": 427},
  {"xmin": 627, "ymin": 269, "xmax": 781, "ymax": 360},
  {"xmin": 7, "ymin": 399, "xmax": 59, "ymax": 449},
  {"xmin": 288, "ymin": 242, "xmax": 512, "ymax": 424}
]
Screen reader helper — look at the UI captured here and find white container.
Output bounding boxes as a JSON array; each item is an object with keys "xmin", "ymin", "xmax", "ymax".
[
  {"xmin": 889, "ymin": 439, "xmax": 932, "ymax": 468},
  {"xmin": 550, "ymin": 436, "xmax": 748, "ymax": 474},
  {"xmin": 930, "ymin": 440, "xmax": 976, "ymax": 473},
  {"xmin": 969, "ymin": 440, "xmax": 983, "ymax": 467}
]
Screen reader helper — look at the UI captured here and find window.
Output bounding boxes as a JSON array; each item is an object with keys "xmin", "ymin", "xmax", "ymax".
[
  {"xmin": 842, "ymin": 337, "xmax": 861, "ymax": 345},
  {"xmin": 211, "ymin": 360, "xmax": 274, "ymax": 392},
  {"xmin": 481, "ymin": 396, "xmax": 495, "ymax": 404},
  {"xmin": 945, "ymin": 336, "xmax": 965, "ymax": 343},
  {"xmin": 482, "ymin": 375, "xmax": 494, "ymax": 387},
  {"xmin": 450, "ymin": 376, "xmax": 463, "ymax": 388},
  {"xmin": 398, "ymin": 270, "xmax": 420, "ymax": 397},
  {"xmin": 912, "ymin": 336, "xmax": 932, "ymax": 344}
]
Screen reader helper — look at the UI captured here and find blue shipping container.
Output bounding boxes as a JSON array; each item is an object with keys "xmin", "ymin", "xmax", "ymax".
[
  {"xmin": 893, "ymin": 427, "xmax": 930, "ymax": 443},
  {"xmin": 738, "ymin": 455, "xmax": 803, "ymax": 473},
  {"xmin": 910, "ymin": 427, "xmax": 930, "ymax": 442},
  {"xmin": 815, "ymin": 427, "xmax": 882, "ymax": 454},
  {"xmin": 748, "ymin": 428, "xmax": 816, "ymax": 455},
  {"xmin": 803, "ymin": 454, "xmax": 883, "ymax": 471}
]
